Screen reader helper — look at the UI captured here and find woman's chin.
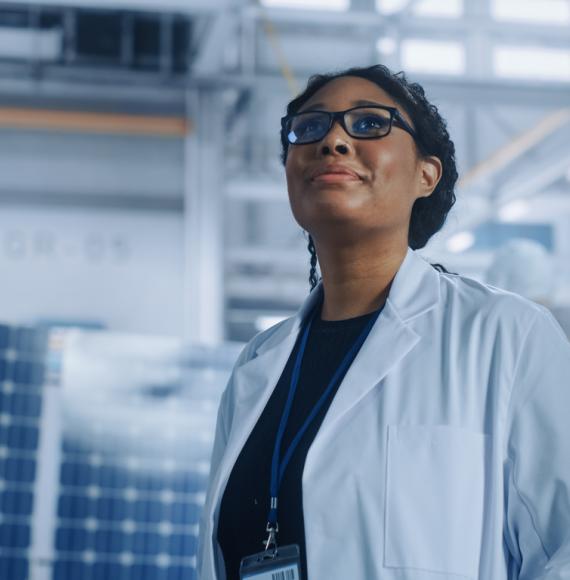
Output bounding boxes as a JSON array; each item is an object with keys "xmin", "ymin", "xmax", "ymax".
[
  {"xmin": 308, "ymin": 178, "xmax": 364, "ymax": 192},
  {"xmin": 304, "ymin": 191, "xmax": 369, "ymax": 217},
  {"xmin": 296, "ymin": 203, "xmax": 372, "ymax": 235}
]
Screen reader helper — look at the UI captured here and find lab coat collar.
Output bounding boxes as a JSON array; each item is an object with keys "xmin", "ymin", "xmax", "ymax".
[
  {"xmin": 256, "ymin": 246, "xmax": 440, "ymax": 357},
  {"xmin": 229, "ymin": 247, "xmax": 440, "ymax": 423}
]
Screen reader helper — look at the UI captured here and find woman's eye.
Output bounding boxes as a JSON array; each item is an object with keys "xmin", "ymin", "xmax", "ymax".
[
  {"xmin": 300, "ymin": 121, "xmax": 317, "ymax": 133},
  {"xmin": 353, "ymin": 115, "xmax": 390, "ymax": 133},
  {"xmin": 296, "ymin": 117, "xmax": 325, "ymax": 136}
]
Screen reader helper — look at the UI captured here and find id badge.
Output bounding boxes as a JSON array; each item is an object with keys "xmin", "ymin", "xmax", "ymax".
[{"xmin": 239, "ymin": 544, "xmax": 302, "ymax": 580}]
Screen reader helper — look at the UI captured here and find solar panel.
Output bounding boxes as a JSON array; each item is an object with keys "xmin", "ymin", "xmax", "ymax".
[
  {"xmin": 0, "ymin": 324, "xmax": 48, "ymax": 580},
  {"xmin": 0, "ymin": 323, "xmax": 240, "ymax": 580}
]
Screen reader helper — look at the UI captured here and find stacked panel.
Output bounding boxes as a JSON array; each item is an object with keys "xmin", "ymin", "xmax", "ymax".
[
  {"xmin": 52, "ymin": 332, "xmax": 236, "ymax": 580},
  {"xmin": 0, "ymin": 325, "xmax": 47, "ymax": 580}
]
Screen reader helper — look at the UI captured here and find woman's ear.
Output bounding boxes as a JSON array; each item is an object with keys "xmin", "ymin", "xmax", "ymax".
[{"xmin": 419, "ymin": 155, "xmax": 443, "ymax": 198}]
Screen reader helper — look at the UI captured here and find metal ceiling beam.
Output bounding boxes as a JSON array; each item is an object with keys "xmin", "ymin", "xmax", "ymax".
[
  {"xmin": 247, "ymin": 6, "xmax": 570, "ymax": 45},
  {"xmin": 4, "ymin": 0, "xmax": 230, "ymax": 15},
  {"xmin": 430, "ymin": 130, "xmax": 570, "ymax": 248},
  {"xmin": 227, "ymin": 275, "xmax": 308, "ymax": 303},
  {"xmin": 227, "ymin": 246, "xmax": 306, "ymax": 270},
  {"xmin": 191, "ymin": 13, "xmax": 233, "ymax": 76},
  {"xmin": 188, "ymin": 72, "xmax": 559, "ymax": 104},
  {"xmin": 0, "ymin": 106, "xmax": 189, "ymax": 135},
  {"xmin": 460, "ymin": 109, "xmax": 570, "ymax": 189},
  {"xmin": 0, "ymin": 72, "xmax": 188, "ymax": 113},
  {"xmin": 495, "ymin": 151, "xmax": 570, "ymax": 206},
  {"xmin": 0, "ymin": 190, "xmax": 183, "ymax": 211},
  {"xmin": 183, "ymin": 88, "xmax": 225, "ymax": 344},
  {"xmin": 4, "ymin": 69, "xmax": 567, "ymax": 111}
]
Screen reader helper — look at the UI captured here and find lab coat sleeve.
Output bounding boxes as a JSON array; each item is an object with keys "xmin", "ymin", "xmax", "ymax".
[
  {"xmin": 504, "ymin": 307, "xmax": 570, "ymax": 580},
  {"xmin": 197, "ymin": 341, "xmax": 256, "ymax": 576}
]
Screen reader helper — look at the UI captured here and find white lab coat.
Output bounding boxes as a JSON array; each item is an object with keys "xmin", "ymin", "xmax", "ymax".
[{"xmin": 198, "ymin": 247, "xmax": 570, "ymax": 580}]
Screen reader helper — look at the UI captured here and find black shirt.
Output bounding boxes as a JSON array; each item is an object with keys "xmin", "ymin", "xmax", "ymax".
[{"xmin": 217, "ymin": 302, "xmax": 382, "ymax": 579}]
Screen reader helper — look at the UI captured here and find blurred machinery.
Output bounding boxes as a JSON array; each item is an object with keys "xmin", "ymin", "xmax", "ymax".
[
  {"xmin": 0, "ymin": 3, "xmax": 191, "ymax": 76},
  {"xmin": 0, "ymin": 0, "xmax": 569, "ymax": 342},
  {"xmin": 486, "ymin": 239, "xmax": 570, "ymax": 338}
]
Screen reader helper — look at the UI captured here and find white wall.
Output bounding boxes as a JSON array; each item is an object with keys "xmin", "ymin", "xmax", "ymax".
[
  {"xmin": 0, "ymin": 207, "xmax": 184, "ymax": 336},
  {"xmin": 0, "ymin": 130, "xmax": 183, "ymax": 198}
]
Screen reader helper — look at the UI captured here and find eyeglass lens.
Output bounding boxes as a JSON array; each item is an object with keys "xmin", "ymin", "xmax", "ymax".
[{"xmin": 287, "ymin": 107, "xmax": 393, "ymax": 144}]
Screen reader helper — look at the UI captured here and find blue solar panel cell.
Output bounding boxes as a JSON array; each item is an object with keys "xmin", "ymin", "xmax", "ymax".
[
  {"xmin": 13, "ymin": 360, "xmax": 45, "ymax": 386},
  {"xmin": 167, "ymin": 533, "xmax": 197, "ymax": 557},
  {"xmin": 136, "ymin": 474, "xmax": 165, "ymax": 493},
  {"xmin": 95, "ymin": 496, "xmax": 128, "ymax": 521},
  {"xmin": 98, "ymin": 464, "xmax": 130, "ymax": 489},
  {"xmin": 14, "ymin": 392, "xmax": 43, "ymax": 418},
  {"xmin": 62, "ymin": 439, "xmax": 89, "ymax": 454},
  {"xmin": 132, "ymin": 499, "xmax": 164, "ymax": 524},
  {"xmin": 2, "ymin": 362, "xmax": 15, "ymax": 383},
  {"xmin": 131, "ymin": 531, "xmax": 163, "ymax": 555},
  {"xmin": 60, "ymin": 461, "xmax": 92, "ymax": 487},
  {"xmin": 0, "ymin": 456, "xmax": 37, "ymax": 483},
  {"xmin": 0, "ymin": 392, "xmax": 12, "ymax": 413},
  {"xmin": 13, "ymin": 327, "xmax": 48, "ymax": 353},
  {"xmin": 169, "ymin": 502, "xmax": 201, "ymax": 525},
  {"xmin": 93, "ymin": 562, "xmax": 131, "ymax": 580},
  {"xmin": 0, "ymin": 555, "xmax": 29, "ymax": 580},
  {"xmin": 1, "ymin": 489, "xmax": 34, "ymax": 516},
  {"xmin": 94, "ymin": 529, "xmax": 126, "ymax": 553},
  {"xmin": 170, "ymin": 473, "xmax": 207, "ymax": 494},
  {"xmin": 0, "ymin": 523, "xmax": 31, "ymax": 548},
  {"xmin": 53, "ymin": 560, "xmax": 90, "ymax": 580},
  {"xmin": 131, "ymin": 564, "xmax": 169, "ymax": 580},
  {"xmin": 0, "ymin": 424, "xmax": 40, "ymax": 451},
  {"xmin": 0, "ymin": 360, "xmax": 8, "ymax": 381},
  {"xmin": 166, "ymin": 565, "xmax": 196, "ymax": 580},
  {"xmin": 55, "ymin": 526, "xmax": 90, "ymax": 551},
  {"xmin": 0, "ymin": 391, "xmax": 43, "ymax": 418},
  {"xmin": 0, "ymin": 325, "xmax": 10, "ymax": 349},
  {"xmin": 58, "ymin": 494, "xmax": 93, "ymax": 519}
]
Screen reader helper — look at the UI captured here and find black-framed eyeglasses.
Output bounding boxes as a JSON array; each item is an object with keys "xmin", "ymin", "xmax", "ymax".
[{"xmin": 281, "ymin": 105, "xmax": 418, "ymax": 146}]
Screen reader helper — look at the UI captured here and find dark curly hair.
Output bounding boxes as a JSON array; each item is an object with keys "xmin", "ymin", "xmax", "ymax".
[{"xmin": 280, "ymin": 64, "xmax": 458, "ymax": 290}]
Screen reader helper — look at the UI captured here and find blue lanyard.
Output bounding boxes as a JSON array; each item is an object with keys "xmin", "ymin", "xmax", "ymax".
[{"xmin": 266, "ymin": 291, "xmax": 383, "ymax": 537}]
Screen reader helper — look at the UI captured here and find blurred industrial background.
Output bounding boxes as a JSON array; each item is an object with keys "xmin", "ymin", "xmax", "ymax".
[{"xmin": 0, "ymin": 0, "xmax": 569, "ymax": 578}]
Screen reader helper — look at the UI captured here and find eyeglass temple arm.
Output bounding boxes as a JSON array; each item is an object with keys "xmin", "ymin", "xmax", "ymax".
[{"xmin": 392, "ymin": 111, "xmax": 418, "ymax": 139}]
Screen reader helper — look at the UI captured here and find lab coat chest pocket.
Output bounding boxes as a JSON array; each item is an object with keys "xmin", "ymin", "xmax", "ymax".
[{"xmin": 385, "ymin": 425, "xmax": 488, "ymax": 579}]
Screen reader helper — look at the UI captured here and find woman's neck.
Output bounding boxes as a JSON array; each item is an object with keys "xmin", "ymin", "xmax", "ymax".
[{"xmin": 315, "ymin": 239, "xmax": 407, "ymax": 321}]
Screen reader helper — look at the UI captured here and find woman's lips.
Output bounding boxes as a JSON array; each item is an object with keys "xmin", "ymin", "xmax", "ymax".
[
  {"xmin": 310, "ymin": 164, "xmax": 363, "ymax": 183},
  {"xmin": 312, "ymin": 172, "xmax": 361, "ymax": 183}
]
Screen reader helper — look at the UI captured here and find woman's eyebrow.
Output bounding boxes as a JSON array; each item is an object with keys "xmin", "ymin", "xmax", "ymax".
[
  {"xmin": 300, "ymin": 99, "xmax": 385, "ymax": 112},
  {"xmin": 352, "ymin": 99, "xmax": 384, "ymax": 107}
]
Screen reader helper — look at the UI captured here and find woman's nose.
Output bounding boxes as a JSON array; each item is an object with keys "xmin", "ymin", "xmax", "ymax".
[
  {"xmin": 321, "ymin": 142, "xmax": 349, "ymax": 155},
  {"xmin": 319, "ymin": 122, "xmax": 353, "ymax": 156}
]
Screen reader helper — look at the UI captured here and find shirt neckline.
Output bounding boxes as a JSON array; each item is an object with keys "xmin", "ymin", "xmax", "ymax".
[{"xmin": 313, "ymin": 304, "xmax": 383, "ymax": 330}]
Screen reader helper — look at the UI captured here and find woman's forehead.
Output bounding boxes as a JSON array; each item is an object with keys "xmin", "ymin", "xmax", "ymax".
[{"xmin": 299, "ymin": 76, "xmax": 399, "ymax": 112}]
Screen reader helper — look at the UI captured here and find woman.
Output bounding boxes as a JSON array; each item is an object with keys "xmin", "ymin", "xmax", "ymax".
[{"xmin": 198, "ymin": 65, "xmax": 570, "ymax": 580}]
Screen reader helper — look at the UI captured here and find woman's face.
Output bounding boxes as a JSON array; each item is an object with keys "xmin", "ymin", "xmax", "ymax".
[{"xmin": 285, "ymin": 75, "xmax": 441, "ymax": 245}]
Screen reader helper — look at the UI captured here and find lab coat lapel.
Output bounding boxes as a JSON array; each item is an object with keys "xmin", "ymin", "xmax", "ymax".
[
  {"xmin": 210, "ymin": 286, "xmax": 322, "ymax": 506},
  {"xmin": 314, "ymin": 248, "xmax": 441, "ymax": 435},
  {"xmin": 229, "ymin": 283, "xmax": 321, "ymax": 411},
  {"xmin": 313, "ymin": 300, "xmax": 419, "ymax": 435}
]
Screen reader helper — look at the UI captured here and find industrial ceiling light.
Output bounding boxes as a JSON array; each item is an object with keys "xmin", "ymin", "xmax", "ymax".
[
  {"xmin": 498, "ymin": 200, "xmax": 531, "ymax": 222},
  {"xmin": 446, "ymin": 231, "xmax": 475, "ymax": 253}
]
